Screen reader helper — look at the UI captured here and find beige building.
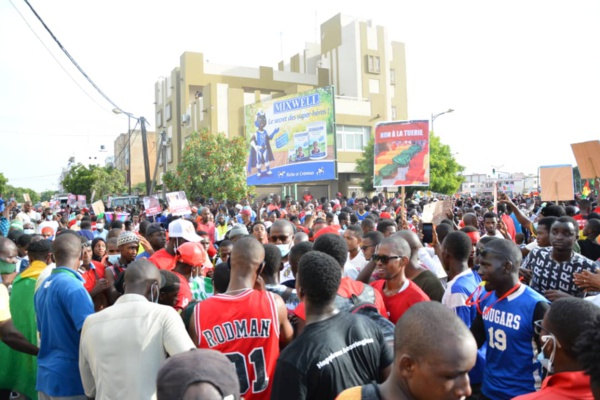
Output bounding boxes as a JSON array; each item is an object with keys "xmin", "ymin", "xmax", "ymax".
[
  {"xmin": 154, "ymin": 13, "xmax": 408, "ymax": 199},
  {"xmin": 113, "ymin": 130, "xmax": 158, "ymax": 190}
]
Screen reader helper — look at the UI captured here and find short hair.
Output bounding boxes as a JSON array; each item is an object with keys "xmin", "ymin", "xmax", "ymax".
[
  {"xmin": 588, "ymin": 212, "xmax": 600, "ymax": 220},
  {"xmin": 537, "ymin": 216, "xmax": 558, "ymax": 232},
  {"xmin": 16, "ymin": 234, "xmax": 32, "ymax": 248},
  {"xmin": 110, "ymin": 220, "xmax": 124, "ymax": 230},
  {"xmin": 212, "ymin": 263, "xmax": 231, "ymax": 294},
  {"xmin": 80, "ymin": 220, "xmax": 92, "ymax": 230},
  {"xmin": 297, "ymin": 251, "xmax": 341, "ymax": 307},
  {"xmin": 262, "ymin": 244, "xmax": 282, "ymax": 278},
  {"xmin": 394, "ymin": 302, "xmax": 475, "ymax": 359},
  {"xmin": 363, "ymin": 230, "xmax": 384, "ymax": 245},
  {"xmin": 575, "ymin": 314, "xmax": 600, "ymax": 390},
  {"xmin": 361, "ymin": 218, "xmax": 376, "ymax": 229},
  {"xmin": 219, "ymin": 240, "xmax": 233, "ymax": 249},
  {"xmin": 289, "ymin": 241, "xmax": 313, "ymax": 271},
  {"xmin": 159, "ymin": 270, "xmax": 180, "ymax": 294},
  {"xmin": 484, "ymin": 238, "xmax": 521, "ymax": 269},
  {"xmin": 349, "ymin": 214, "xmax": 358, "ymax": 224},
  {"xmin": 338, "ymin": 212, "xmax": 349, "ymax": 222},
  {"xmin": 379, "ymin": 236, "xmax": 411, "ymax": 257},
  {"xmin": 345, "ymin": 225, "xmax": 363, "ymax": 238},
  {"xmin": 554, "ymin": 216, "xmax": 579, "ymax": 234},
  {"xmin": 436, "ymin": 223, "xmax": 453, "ymax": 244},
  {"xmin": 548, "ymin": 298, "xmax": 600, "ymax": 360},
  {"xmin": 586, "ymin": 219, "xmax": 600, "ymax": 236},
  {"xmin": 542, "ymin": 204, "xmax": 566, "ymax": 217},
  {"xmin": 483, "ymin": 212, "xmax": 497, "ymax": 220},
  {"xmin": 442, "ymin": 231, "xmax": 473, "ymax": 262},
  {"xmin": 439, "ymin": 219, "xmax": 454, "ymax": 227},
  {"xmin": 376, "ymin": 219, "xmax": 397, "ymax": 234},
  {"xmin": 27, "ymin": 239, "xmax": 51, "ymax": 260},
  {"xmin": 313, "ymin": 234, "xmax": 348, "ymax": 268},
  {"xmin": 460, "ymin": 225, "xmax": 478, "ymax": 233},
  {"xmin": 197, "ymin": 230, "xmax": 209, "ymax": 237},
  {"xmin": 139, "ymin": 220, "xmax": 151, "ymax": 236},
  {"xmin": 52, "ymin": 232, "xmax": 83, "ymax": 265}
]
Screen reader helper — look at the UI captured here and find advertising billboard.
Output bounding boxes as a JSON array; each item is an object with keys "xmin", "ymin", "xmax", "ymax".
[
  {"xmin": 245, "ymin": 86, "xmax": 336, "ymax": 185},
  {"xmin": 374, "ymin": 120, "xmax": 430, "ymax": 187}
]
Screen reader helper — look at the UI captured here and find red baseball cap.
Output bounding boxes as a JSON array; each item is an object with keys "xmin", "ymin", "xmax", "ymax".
[
  {"xmin": 312, "ymin": 225, "xmax": 341, "ymax": 241},
  {"xmin": 176, "ymin": 242, "xmax": 207, "ymax": 266}
]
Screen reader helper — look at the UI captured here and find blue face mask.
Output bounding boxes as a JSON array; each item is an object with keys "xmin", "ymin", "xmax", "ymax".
[
  {"xmin": 108, "ymin": 254, "xmax": 120, "ymax": 264},
  {"xmin": 276, "ymin": 243, "xmax": 292, "ymax": 258}
]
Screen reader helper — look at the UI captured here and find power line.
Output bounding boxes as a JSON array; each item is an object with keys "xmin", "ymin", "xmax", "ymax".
[
  {"xmin": 21, "ymin": 0, "xmax": 125, "ymax": 112},
  {"xmin": 8, "ymin": 0, "xmax": 113, "ymax": 114},
  {"xmin": 0, "ymin": 130, "xmax": 119, "ymax": 137}
]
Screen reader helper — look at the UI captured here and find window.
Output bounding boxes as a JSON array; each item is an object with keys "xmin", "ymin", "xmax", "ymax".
[
  {"xmin": 390, "ymin": 69, "xmax": 396, "ymax": 85},
  {"xmin": 156, "ymin": 111, "xmax": 163, "ymax": 128},
  {"xmin": 366, "ymin": 55, "xmax": 380, "ymax": 74},
  {"xmin": 165, "ymin": 102, "xmax": 172, "ymax": 122},
  {"xmin": 336, "ymin": 125, "xmax": 371, "ymax": 151},
  {"xmin": 391, "ymin": 106, "xmax": 397, "ymax": 120}
]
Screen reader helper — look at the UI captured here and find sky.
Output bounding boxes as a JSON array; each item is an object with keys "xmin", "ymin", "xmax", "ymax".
[{"xmin": 1, "ymin": 0, "xmax": 599, "ymax": 193}]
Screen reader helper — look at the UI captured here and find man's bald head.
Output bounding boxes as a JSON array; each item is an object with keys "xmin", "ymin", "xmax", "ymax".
[
  {"xmin": 462, "ymin": 213, "xmax": 478, "ymax": 228},
  {"xmin": 125, "ymin": 259, "xmax": 161, "ymax": 287},
  {"xmin": 393, "ymin": 230, "xmax": 422, "ymax": 253},
  {"xmin": 484, "ymin": 238, "xmax": 522, "ymax": 271},
  {"xmin": 395, "ymin": 302, "xmax": 475, "ymax": 357},
  {"xmin": 231, "ymin": 236, "xmax": 265, "ymax": 277},
  {"xmin": 379, "ymin": 236, "xmax": 411, "ymax": 258},
  {"xmin": 52, "ymin": 231, "xmax": 82, "ymax": 267},
  {"xmin": 0, "ymin": 237, "xmax": 18, "ymax": 258},
  {"xmin": 271, "ymin": 219, "xmax": 294, "ymax": 234}
]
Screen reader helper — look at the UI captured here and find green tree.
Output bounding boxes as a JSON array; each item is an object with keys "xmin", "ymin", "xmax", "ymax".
[
  {"xmin": 5, "ymin": 185, "xmax": 40, "ymax": 204},
  {"xmin": 91, "ymin": 166, "xmax": 126, "ymax": 200},
  {"xmin": 0, "ymin": 172, "xmax": 7, "ymax": 196},
  {"xmin": 61, "ymin": 164, "xmax": 96, "ymax": 199},
  {"xmin": 40, "ymin": 190, "xmax": 57, "ymax": 202},
  {"xmin": 355, "ymin": 132, "xmax": 464, "ymax": 196},
  {"xmin": 132, "ymin": 182, "xmax": 147, "ymax": 195},
  {"xmin": 163, "ymin": 129, "xmax": 249, "ymax": 201}
]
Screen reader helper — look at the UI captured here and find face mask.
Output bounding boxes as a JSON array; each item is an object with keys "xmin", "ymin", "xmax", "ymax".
[
  {"xmin": 0, "ymin": 259, "xmax": 16, "ymax": 274},
  {"xmin": 46, "ymin": 215, "xmax": 53, "ymax": 221},
  {"xmin": 96, "ymin": 223, "xmax": 104, "ymax": 231},
  {"xmin": 276, "ymin": 243, "xmax": 292, "ymax": 258},
  {"xmin": 76, "ymin": 221, "xmax": 81, "ymax": 227},
  {"xmin": 108, "ymin": 254, "xmax": 120, "ymax": 264},
  {"xmin": 173, "ymin": 238, "xmax": 180, "ymax": 253},
  {"xmin": 538, "ymin": 334, "xmax": 558, "ymax": 374},
  {"xmin": 24, "ymin": 229, "xmax": 35, "ymax": 235},
  {"xmin": 150, "ymin": 282, "xmax": 159, "ymax": 303}
]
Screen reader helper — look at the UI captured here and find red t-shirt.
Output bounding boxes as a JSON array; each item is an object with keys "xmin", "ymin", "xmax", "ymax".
[
  {"xmin": 171, "ymin": 270, "xmax": 192, "ymax": 312},
  {"xmin": 501, "ymin": 213, "xmax": 516, "ymax": 241},
  {"xmin": 195, "ymin": 289, "xmax": 280, "ymax": 400},
  {"xmin": 148, "ymin": 248, "xmax": 176, "ymax": 271},
  {"xmin": 293, "ymin": 277, "xmax": 387, "ymax": 320},
  {"xmin": 573, "ymin": 214, "xmax": 587, "ymax": 233},
  {"xmin": 81, "ymin": 260, "xmax": 106, "ymax": 293},
  {"xmin": 370, "ymin": 279, "xmax": 429, "ymax": 324}
]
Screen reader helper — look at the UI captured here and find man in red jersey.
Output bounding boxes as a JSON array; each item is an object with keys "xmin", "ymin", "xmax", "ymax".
[
  {"xmin": 189, "ymin": 236, "xmax": 293, "ymax": 400},
  {"xmin": 370, "ymin": 236, "xmax": 429, "ymax": 324},
  {"xmin": 149, "ymin": 219, "xmax": 202, "ymax": 271}
]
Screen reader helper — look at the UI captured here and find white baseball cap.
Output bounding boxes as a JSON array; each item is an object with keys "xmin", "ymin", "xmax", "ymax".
[{"xmin": 169, "ymin": 219, "xmax": 202, "ymax": 243}]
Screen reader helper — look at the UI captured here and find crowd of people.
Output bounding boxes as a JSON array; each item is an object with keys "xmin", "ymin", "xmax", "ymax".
[{"xmin": 0, "ymin": 190, "xmax": 599, "ymax": 400}]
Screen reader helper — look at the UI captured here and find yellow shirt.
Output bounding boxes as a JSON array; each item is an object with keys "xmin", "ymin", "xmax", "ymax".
[{"xmin": 0, "ymin": 284, "xmax": 10, "ymax": 322}]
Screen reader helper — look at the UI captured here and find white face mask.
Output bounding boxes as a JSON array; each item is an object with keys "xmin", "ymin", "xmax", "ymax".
[
  {"xmin": 108, "ymin": 254, "xmax": 120, "ymax": 264},
  {"xmin": 276, "ymin": 243, "xmax": 292, "ymax": 258},
  {"xmin": 150, "ymin": 282, "xmax": 160, "ymax": 303},
  {"xmin": 538, "ymin": 334, "xmax": 559, "ymax": 374},
  {"xmin": 96, "ymin": 223, "xmax": 104, "ymax": 231},
  {"xmin": 24, "ymin": 228, "xmax": 35, "ymax": 235},
  {"xmin": 46, "ymin": 215, "xmax": 53, "ymax": 221}
]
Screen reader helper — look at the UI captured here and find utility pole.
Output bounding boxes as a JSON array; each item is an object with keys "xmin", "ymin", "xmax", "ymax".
[
  {"xmin": 140, "ymin": 117, "xmax": 152, "ymax": 196},
  {"xmin": 150, "ymin": 130, "xmax": 167, "ymax": 196}
]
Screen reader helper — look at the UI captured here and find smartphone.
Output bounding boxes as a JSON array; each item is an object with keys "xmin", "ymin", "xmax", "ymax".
[{"xmin": 422, "ymin": 223, "xmax": 434, "ymax": 244}]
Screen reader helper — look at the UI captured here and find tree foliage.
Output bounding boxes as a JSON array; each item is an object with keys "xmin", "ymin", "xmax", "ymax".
[
  {"xmin": 0, "ymin": 173, "xmax": 7, "ymax": 196},
  {"xmin": 162, "ymin": 129, "xmax": 250, "ymax": 201},
  {"xmin": 4, "ymin": 185, "xmax": 40, "ymax": 204},
  {"xmin": 355, "ymin": 132, "xmax": 464, "ymax": 196},
  {"xmin": 61, "ymin": 164, "xmax": 126, "ymax": 200},
  {"xmin": 40, "ymin": 190, "xmax": 57, "ymax": 202}
]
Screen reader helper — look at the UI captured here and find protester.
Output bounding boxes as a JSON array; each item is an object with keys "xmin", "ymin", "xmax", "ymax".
[
  {"xmin": 136, "ymin": 223, "xmax": 166, "ymax": 259},
  {"xmin": 149, "ymin": 219, "xmax": 202, "ymax": 271},
  {"xmin": 34, "ymin": 232, "xmax": 94, "ymax": 400},
  {"xmin": 272, "ymin": 251, "xmax": 393, "ymax": 399},
  {"xmin": 261, "ymin": 244, "xmax": 300, "ymax": 311},
  {"xmin": 343, "ymin": 225, "xmax": 367, "ymax": 279},
  {"xmin": 79, "ymin": 260, "xmax": 194, "ymax": 399}
]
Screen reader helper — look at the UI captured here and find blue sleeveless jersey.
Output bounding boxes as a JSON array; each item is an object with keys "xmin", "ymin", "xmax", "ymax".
[{"xmin": 480, "ymin": 284, "xmax": 548, "ymax": 400}]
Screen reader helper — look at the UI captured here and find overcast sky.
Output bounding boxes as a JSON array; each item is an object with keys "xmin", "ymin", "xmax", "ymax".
[{"xmin": 1, "ymin": 0, "xmax": 598, "ymax": 193}]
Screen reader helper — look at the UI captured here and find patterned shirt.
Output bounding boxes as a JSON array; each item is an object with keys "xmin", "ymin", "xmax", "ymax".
[{"xmin": 522, "ymin": 247, "xmax": 598, "ymax": 297}]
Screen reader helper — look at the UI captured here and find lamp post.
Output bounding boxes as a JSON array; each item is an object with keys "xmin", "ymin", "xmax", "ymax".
[
  {"xmin": 113, "ymin": 108, "xmax": 133, "ymax": 195},
  {"xmin": 431, "ymin": 108, "xmax": 454, "ymax": 133}
]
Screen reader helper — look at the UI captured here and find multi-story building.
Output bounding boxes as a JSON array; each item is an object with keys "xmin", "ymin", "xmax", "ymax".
[
  {"xmin": 113, "ymin": 131, "xmax": 158, "ymax": 189},
  {"xmin": 461, "ymin": 172, "xmax": 539, "ymax": 196},
  {"xmin": 154, "ymin": 13, "xmax": 408, "ymax": 199}
]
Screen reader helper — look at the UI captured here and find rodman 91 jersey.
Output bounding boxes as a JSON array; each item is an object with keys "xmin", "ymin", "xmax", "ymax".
[{"xmin": 194, "ymin": 289, "xmax": 280, "ymax": 400}]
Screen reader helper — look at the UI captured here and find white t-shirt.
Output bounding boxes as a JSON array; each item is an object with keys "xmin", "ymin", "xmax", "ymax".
[
  {"xmin": 343, "ymin": 251, "xmax": 367, "ymax": 280},
  {"xmin": 279, "ymin": 261, "xmax": 294, "ymax": 284},
  {"xmin": 16, "ymin": 210, "xmax": 40, "ymax": 225}
]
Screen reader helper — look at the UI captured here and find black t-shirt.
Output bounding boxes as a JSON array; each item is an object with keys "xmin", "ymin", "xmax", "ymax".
[
  {"xmin": 271, "ymin": 312, "xmax": 393, "ymax": 400},
  {"xmin": 578, "ymin": 239, "xmax": 600, "ymax": 262}
]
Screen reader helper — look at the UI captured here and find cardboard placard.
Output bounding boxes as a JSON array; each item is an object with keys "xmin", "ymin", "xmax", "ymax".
[
  {"xmin": 23, "ymin": 193, "xmax": 31, "ymax": 203},
  {"xmin": 571, "ymin": 140, "xmax": 600, "ymax": 179},
  {"xmin": 539, "ymin": 165, "xmax": 574, "ymax": 202},
  {"xmin": 166, "ymin": 191, "xmax": 191, "ymax": 216},
  {"xmin": 91, "ymin": 200, "xmax": 105, "ymax": 216}
]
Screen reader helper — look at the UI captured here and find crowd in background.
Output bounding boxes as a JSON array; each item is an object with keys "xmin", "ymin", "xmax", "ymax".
[{"xmin": 0, "ymin": 190, "xmax": 599, "ymax": 400}]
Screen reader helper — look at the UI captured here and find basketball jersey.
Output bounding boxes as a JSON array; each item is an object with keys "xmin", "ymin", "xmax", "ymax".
[
  {"xmin": 480, "ymin": 284, "xmax": 548, "ymax": 400},
  {"xmin": 194, "ymin": 289, "xmax": 280, "ymax": 400}
]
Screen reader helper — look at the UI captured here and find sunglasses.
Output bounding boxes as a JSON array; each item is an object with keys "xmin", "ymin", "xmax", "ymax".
[
  {"xmin": 372, "ymin": 254, "xmax": 403, "ymax": 264},
  {"xmin": 269, "ymin": 235, "xmax": 290, "ymax": 243}
]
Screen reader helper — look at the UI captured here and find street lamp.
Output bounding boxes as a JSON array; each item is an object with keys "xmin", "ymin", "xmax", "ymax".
[
  {"xmin": 431, "ymin": 108, "xmax": 454, "ymax": 133},
  {"xmin": 113, "ymin": 108, "xmax": 134, "ymax": 195}
]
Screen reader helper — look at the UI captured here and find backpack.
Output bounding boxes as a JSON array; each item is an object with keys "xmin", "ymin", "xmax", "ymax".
[
  {"xmin": 332, "ymin": 283, "xmax": 395, "ymax": 348},
  {"xmin": 109, "ymin": 265, "xmax": 126, "ymax": 294}
]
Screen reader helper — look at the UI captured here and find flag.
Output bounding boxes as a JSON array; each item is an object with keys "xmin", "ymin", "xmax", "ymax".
[{"xmin": 582, "ymin": 181, "xmax": 591, "ymax": 199}]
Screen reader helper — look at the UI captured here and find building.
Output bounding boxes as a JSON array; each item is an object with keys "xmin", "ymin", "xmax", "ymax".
[
  {"xmin": 460, "ymin": 172, "xmax": 539, "ymax": 196},
  {"xmin": 113, "ymin": 130, "xmax": 158, "ymax": 189},
  {"xmin": 154, "ymin": 13, "xmax": 408, "ymax": 199}
]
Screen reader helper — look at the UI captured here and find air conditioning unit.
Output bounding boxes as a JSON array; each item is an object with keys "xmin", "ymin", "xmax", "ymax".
[{"xmin": 181, "ymin": 114, "xmax": 190, "ymax": 124}]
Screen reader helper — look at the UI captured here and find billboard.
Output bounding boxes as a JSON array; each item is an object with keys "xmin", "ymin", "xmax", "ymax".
[
  {"xmin": 245, "ymin": 86, "xmax": 336, "ymax": 185},
  {"xmin": 373, "ymin": 120, "xmax": 430, "ymax": 188}
]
